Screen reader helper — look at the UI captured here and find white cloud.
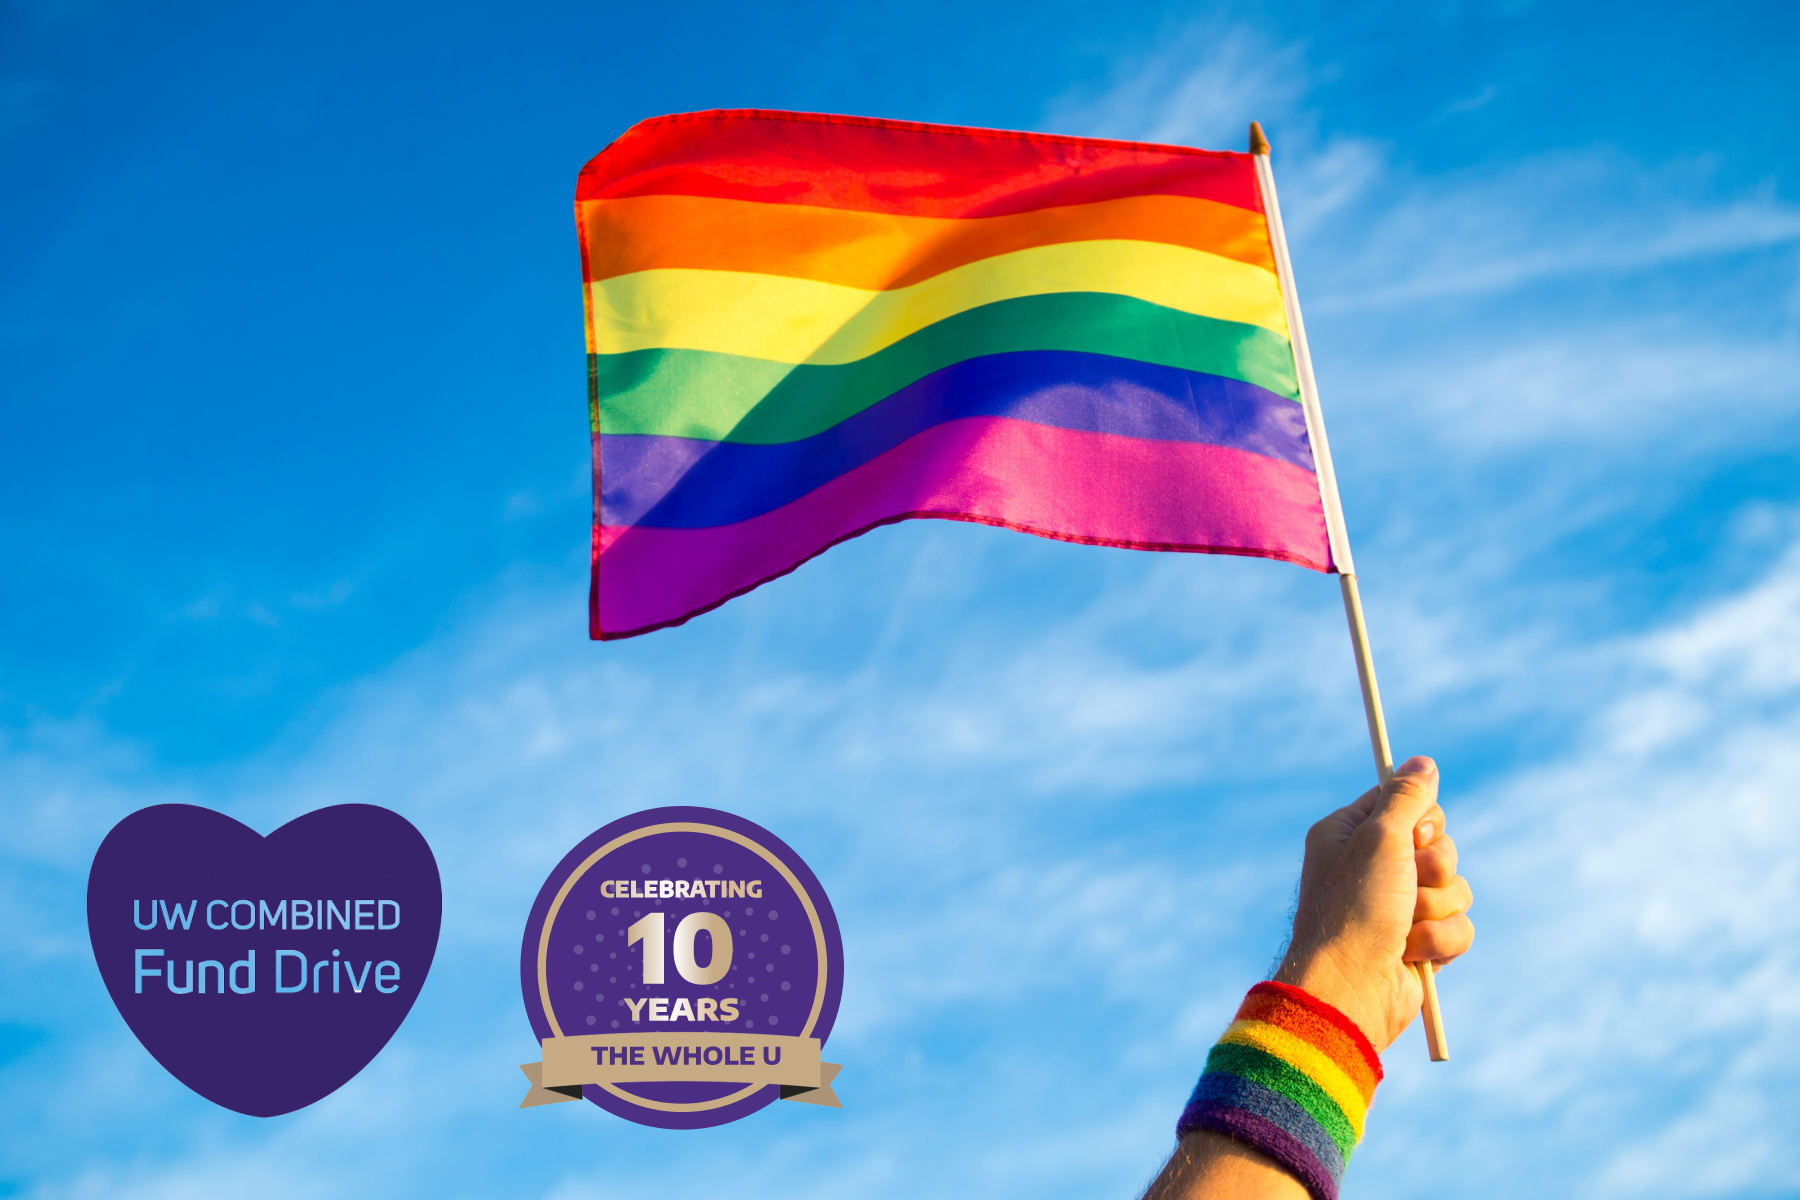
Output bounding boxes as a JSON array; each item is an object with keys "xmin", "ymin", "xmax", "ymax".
[{"xmin": 1366, "ymin": 320, "xmax": 1800, "ymax": 452}]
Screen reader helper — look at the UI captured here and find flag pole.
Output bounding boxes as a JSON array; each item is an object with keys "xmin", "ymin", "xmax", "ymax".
[{"xmin": 1249, "ymin": 121, "xmax": 1449, "ymax": 1062}]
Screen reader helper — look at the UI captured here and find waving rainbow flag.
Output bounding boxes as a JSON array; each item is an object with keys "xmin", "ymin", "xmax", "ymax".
[{"xmin": 580, "ymin": 110, "xmax": 1334, "ymax": 639}]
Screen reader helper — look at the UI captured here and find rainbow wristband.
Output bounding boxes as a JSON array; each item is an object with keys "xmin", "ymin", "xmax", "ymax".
[{"xmin": 1175, "ymin": 981, "xmax": 1383, "ymax": 1200}]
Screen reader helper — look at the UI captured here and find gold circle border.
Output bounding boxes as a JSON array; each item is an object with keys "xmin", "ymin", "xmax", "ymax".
[{"xmin": 535, "ymin": 821, "xmax": 831, "ymax": 1114}]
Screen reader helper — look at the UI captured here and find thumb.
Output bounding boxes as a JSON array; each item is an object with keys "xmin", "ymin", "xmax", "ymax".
[{"xmin": 1369, "ymin": 756, "xmax": 1440, "ymax": 836}]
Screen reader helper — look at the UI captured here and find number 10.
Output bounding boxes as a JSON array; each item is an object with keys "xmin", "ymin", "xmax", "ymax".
[{"xmin": 627, "ymin": 911, "xmax": 734, "ymax": 985}]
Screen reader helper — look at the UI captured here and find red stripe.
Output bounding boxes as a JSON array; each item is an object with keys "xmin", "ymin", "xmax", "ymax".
[
  {"xmin": 577, "ymin": 108, "xmax": 1262, "ymax": 218},
  {"xmin": 1239, "ymin": 983, "xmax": 1384, "ymax": 1093}
]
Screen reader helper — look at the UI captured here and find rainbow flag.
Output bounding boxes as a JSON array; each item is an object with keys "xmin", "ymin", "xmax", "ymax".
[{"xmin": 580, "ymin": 110, "xmax": 1333, "ymax": 639}]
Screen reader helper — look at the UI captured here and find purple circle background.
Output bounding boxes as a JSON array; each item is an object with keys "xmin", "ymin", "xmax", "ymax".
[{"xmin": 519, "ymin": 806, "xmax": 843, "ymax": 1129}]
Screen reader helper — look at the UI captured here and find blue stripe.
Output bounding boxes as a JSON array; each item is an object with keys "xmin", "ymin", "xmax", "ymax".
[
  {"xmin": 1182, "ymin": 1071, "xmax": 1347, "ymax": 1183},
  {"xmin": 601, "ymin": 350, "xmax": 1312, "ymax": 529}
]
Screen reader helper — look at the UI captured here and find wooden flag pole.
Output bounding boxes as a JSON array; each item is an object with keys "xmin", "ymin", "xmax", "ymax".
[{"xmin": 1248, "ymin": 121, "xmax": 1449, "ymax": 1062}]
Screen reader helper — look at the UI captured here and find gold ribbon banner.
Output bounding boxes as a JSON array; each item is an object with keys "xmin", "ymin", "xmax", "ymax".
[{"xmin": 519, "ymin": 1033, "xmax": 842, "ymax": 1108}]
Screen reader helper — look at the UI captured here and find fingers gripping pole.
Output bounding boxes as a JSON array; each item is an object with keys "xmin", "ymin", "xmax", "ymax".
[{"xmin": 1253, "ymin": 121, "xmax": 1448, "ymax": 1062}]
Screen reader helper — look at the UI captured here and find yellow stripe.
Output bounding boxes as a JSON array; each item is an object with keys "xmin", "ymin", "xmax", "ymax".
[
  {"xmin": 586, "ymin": 240, "xmax": 1288, "ymax": 365},
  {"xmin": 1219, "ymin": 1019, "xmax": 1370, "ymax": 1138}
]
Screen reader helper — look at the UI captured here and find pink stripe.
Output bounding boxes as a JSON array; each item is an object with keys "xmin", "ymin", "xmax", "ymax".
[{"xmin": 591, "ymin": 417, "xmax": 1331, "ymax": 639}]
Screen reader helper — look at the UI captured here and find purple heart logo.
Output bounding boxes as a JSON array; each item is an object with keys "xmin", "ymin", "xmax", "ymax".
[{"xmin": 87, "ymin": 804, "xmax": 442, "ymax": 1117}]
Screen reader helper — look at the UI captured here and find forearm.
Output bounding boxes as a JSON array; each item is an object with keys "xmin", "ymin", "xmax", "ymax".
[{"xmin": 1142, "ymin": 1131, "xmax": 1309, "ymax": 1200}]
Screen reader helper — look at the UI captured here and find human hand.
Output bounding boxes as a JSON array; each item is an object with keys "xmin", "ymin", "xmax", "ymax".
[
  {"xmin": 1273, "ymin": 756, "xmax": 1474, "ymax": 1052},
  {"xmin": 1140, "ymin": 762, "xmax": 1474, "ymax": 1200}
]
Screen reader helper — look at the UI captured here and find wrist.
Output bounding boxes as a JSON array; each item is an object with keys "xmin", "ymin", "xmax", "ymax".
[
  {"xmin": 1152, "ymin": 1130, "xmax": 1310, "ymax": 1199},
  {"xmin": 1273, "ymin": 947, "xmax": 1388, "ymax": 1053},
  {"xmin": 1175, "ymin": 982, "xmax": 1384, "ymax": 1200}
]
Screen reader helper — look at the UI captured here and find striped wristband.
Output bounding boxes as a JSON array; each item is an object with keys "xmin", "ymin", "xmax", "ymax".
[{"xmin": 1175, "ymin": 981, "xmax": 1383, "ymax": 1200}]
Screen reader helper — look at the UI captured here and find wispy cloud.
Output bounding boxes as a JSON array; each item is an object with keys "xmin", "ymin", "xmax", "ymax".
[
  {"xmin": 1043, "ymin": 24, "xmax": 1309, "ymax": 153},
  {"xmin": 1364, "ymin": 535, "xmax": 1800, "ymax": 1197},
  {"xmin": 1043, "ymin": 23, "xmax": 1385, "ymax": 235},
  {"xmin": 1305, "ymin": 154, "xmax": 1800, "ymax": 313},
  {"xmin": 15, "ymin": 507, "xmax": 1800, "ymax": 1198},
  {"xmin": 1442, "ymin": 84, "xmax": 1497, "ymax": 117}
]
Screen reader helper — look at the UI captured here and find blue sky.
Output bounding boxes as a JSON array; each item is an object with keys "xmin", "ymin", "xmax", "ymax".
[{"xmin": 4, "ymin": 1, "xmax": 1799, "ymax": 1196}]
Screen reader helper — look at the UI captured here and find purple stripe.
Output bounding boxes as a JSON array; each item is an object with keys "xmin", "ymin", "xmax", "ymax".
[
  {"xmin": 590, "ymin": 418, "xmax": 1331, "ymax": 638},
  {"xmin": 601, "ymin": 351, "xmax": 1311, "ymax": 528},
  {"xmin": 1178, "ymin": 1104, "xmax": 1339, "ymax": 1200}
]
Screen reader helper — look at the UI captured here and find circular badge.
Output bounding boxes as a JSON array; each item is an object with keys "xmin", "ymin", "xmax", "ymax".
[{"xmin": 519, "ymin": 806, "xmax": 843, "ymax": 1129}]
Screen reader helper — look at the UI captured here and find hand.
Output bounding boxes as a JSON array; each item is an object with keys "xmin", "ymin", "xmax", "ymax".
[
  {"xmin": 1141, "ymin": 761, "xmax": 1475, "ymax": 1200},
  {"xmin": 1273, "ymin": 756, "xmax": 1475, "ymax": 1051}
]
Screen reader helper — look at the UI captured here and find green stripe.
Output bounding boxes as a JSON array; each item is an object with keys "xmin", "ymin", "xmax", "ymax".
[
  {"xmin": 1204, "ymin": 1042, "xmax": 1357, "ymax": 1158},
  {"xmin": 591, "ymin": 292, "xmax": 1300, "ymax": 444}
]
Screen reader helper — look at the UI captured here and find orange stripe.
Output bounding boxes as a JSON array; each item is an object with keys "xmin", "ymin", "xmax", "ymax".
[
  {"xmin": 1237, "ymin": 990, "xmax": 1380, "ymax": 1103},
  {"xmin": 579, "ymin": 192, "xmax": 1275, "ymax": 288}
]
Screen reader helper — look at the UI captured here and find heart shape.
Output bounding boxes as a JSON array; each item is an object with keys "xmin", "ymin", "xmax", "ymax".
[{"xmin": 87, "ymin": 804, "xmax": 441, "ymax": 1117}]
